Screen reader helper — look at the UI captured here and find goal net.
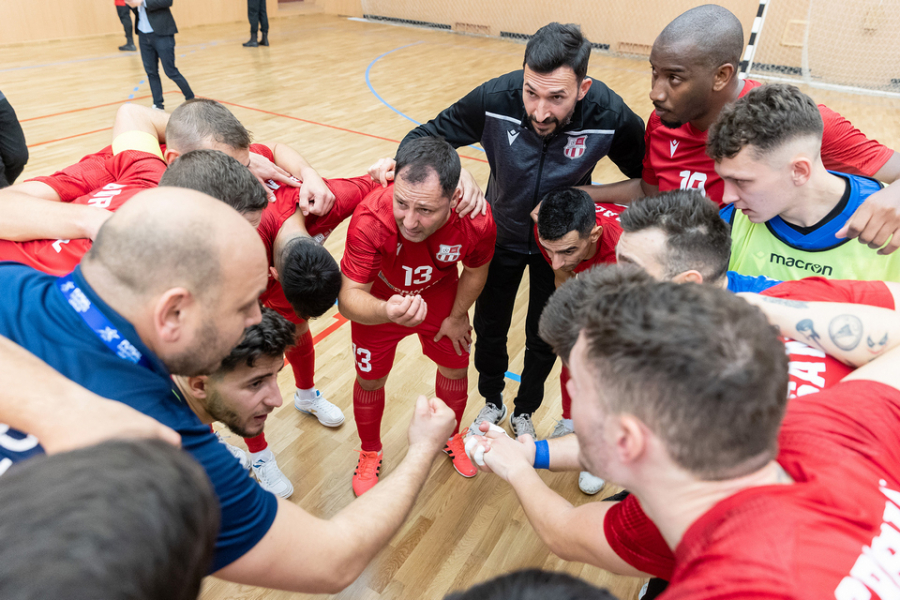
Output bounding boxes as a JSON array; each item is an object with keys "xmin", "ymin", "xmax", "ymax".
[{"xmin": 747, "ymin": 0, "xmax": 900, "ymax": 97}]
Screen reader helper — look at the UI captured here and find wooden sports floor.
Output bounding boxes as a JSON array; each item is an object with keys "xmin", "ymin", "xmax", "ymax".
[{"xmin": 5, "ymin": 12, "xmax": 900, "ymax": 600}]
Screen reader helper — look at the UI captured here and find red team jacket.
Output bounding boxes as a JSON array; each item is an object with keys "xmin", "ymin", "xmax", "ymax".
[
  {"xmin": 642, "ymin": 79, "xmax": 895, "ymax": 205},
  {"xmin": 603, "ymin": 278, "xmax": 900, "ymax": 599}
]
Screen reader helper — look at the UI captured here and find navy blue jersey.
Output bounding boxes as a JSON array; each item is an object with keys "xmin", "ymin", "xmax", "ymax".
[{"xmin": 0, "ymin": 263, "xmax": 277, "ymax": 572}]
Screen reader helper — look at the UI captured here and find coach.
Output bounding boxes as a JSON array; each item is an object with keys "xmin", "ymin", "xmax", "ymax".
[
  {"xmin": 376, "ymin": 23, "xmax": 645, "ymax": 437},
  {"xmin": 126, "ymin": 0, "xmax": 194, "ymax": 111}
]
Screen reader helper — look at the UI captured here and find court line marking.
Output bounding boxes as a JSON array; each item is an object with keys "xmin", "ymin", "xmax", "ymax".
[{"xmin": 363, "ymin": 42, "xmax": 487, "ymax": 155}]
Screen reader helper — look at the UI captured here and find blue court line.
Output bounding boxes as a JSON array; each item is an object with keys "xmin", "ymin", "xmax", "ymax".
[
  {"xmin": 505, "ymin": 371, "xmax": 521, "ymax": 383},
  {"xmin": 364, "ymin": 42, "xmax": 486, "ymax": 154}
]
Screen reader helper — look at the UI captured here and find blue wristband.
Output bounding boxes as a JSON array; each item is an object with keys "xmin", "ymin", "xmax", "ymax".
[{"xmin": 533, "ymin": 439, "xmax": 550, "ymax": 469}]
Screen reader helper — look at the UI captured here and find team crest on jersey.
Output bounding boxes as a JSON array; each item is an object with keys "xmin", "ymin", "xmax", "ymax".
[
  {"xmin": 563, "ymin": 135, "xmax": 587, "ymax": 159},
  {"xmin": 436, "ymin": 244, "xmax": 462, "ymax": 262}
]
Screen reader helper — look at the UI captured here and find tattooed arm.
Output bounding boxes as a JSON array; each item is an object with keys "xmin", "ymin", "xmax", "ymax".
[{"xmin": 738, "ymin": 294, "xmax": 900, "ymax": 368}]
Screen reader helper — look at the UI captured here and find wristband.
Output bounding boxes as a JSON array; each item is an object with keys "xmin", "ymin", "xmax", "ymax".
[{"xmin": 533, "ymin": 439, "xmax": 550, "ymax": 469}]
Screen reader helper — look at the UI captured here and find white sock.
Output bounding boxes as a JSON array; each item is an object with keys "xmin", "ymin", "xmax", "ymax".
[
  {"xmin": 251, "ymin": 448, "xmax": 274, "ymax": 462},
  {"xmin": 297, "ymin": 387, "xmax": 318, "ymax": 401}
]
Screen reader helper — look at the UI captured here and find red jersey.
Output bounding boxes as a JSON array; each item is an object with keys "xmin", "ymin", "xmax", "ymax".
[
  {"xmin": 642, "ymin": 79, "xmax": 894, "ymax": 205},
  {"xmin": 0, "ymin": 150, "xmax": 166, "ymax": 276},
  {"xmin": 763, "ymin": 278, "xmax": 895, "ymax": 397},
  {"xmin": 341, "ymin": 185, "xmax": 496, "ymax": 302},
  {"xmin": 256, "ymin": 173, "xmax": 379, "ymax": 322},
  {"xmin": 604, "ymin": 380, "xmax": 900, "ymax": 599},
  {"xmin": 536, "ymin": 203, "xmax": 624, "ymax": 274},
  {"xmin": 27, "ymin": 146, "xmax": 117, "ymax": 201}
]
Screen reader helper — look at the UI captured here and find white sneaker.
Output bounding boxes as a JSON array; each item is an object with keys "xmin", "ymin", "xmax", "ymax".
[
  {"xmin": 294, "ymin": 389, "xmax": 344, "ymax": 427},
  {"xmin": 251, "ymin": 449, "xmax": 294, "ymax": 498},
  {"xmin": 215, "ymin": 432, "xmax": 250, "ymax": 471},
  {"xmin": 466, "ymin": 403, "xmax": 508, "ymax": 437},
  {"xmin": 578, "ymin": 471, "xmax": 605, "ymax": 495}
]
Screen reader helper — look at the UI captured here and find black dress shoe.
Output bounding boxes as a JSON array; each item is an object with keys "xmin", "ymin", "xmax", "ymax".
[
  {"xmin": 260, "ymin": 32, "xmax": 269, "ymax": 46},
  {"xmin": 118, "ymin": 43, "xmax": 136, "ymax": 51},
  {"xmin": 243, "ymin": 38, "xmax": 259, "ymax": 47}
]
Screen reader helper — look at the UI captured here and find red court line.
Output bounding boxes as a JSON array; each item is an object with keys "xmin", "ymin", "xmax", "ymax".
[
  {"xmin": 27, "ymin": 127, "xmax": 112, "ymax": 148},
  {"xmin": 20, "ymin": 91, "xmax": 178, "ymax": 123},
  {"xmin": 312, "ymin": 312, "xmax": 349, "ymax": 345},
  {"xmin": 215, "ymin": 100, "xmax": 490, "ymax": 164}
]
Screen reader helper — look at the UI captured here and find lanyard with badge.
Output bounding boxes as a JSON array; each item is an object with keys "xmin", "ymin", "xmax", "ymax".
[{"xmin": 56, "ymin": 273, "xmax": 184, "ymax": 402}]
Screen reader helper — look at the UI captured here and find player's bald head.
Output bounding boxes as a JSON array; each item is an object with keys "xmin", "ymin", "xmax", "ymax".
[
  {"xmin": 84, "ymin": 187, "xmax": 261, "ymax": 300},
  {"xmin": 655, "ymin": 5, "xmax": 744, "ymax": 71}
]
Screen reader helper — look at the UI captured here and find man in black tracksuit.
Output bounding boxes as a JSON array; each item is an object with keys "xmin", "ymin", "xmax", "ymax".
[{"xmin": 396, "ymin": 23, "xmax": 645, "ymax": 438}]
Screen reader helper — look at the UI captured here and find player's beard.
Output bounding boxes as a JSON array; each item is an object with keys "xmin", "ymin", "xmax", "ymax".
[
  {"xmin": 528, "ymin": 106, "xmax": 575, "ymax": 139},
  {"xmin": 205, "ymin": 388, "xmax": 260, "ymax": 438},
  {"xmin": 166, "ymin": 315, "xmax": 233, "ymax": 377}
]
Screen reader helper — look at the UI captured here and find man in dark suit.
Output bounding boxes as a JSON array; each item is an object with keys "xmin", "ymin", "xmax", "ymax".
[
  {"xmin": 243, "ymin": 0, "xmax": 269, "ymax": 47},
  {"xmin": 125, "ymin": 0, "xmax": 194, "ymax": 111}
]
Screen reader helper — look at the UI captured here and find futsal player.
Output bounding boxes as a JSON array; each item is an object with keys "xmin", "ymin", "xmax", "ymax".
[
  {"xmin": 709, "ymin": 84, "xmax": 900, "ymax": 281},
  {"xmin": 584, "ymin": 4, "xmax": 900, "ymax": 255},
  {"xmin": 532, "ymin": 187, "xmax": 624, "ymax": 494},
  {"xmin": 469, "ymin": 266, "xmax": 900, "ymax": 598},
  {"xmin": 339, "ymin": 137, "xmax": 496, "ymax": 496}
]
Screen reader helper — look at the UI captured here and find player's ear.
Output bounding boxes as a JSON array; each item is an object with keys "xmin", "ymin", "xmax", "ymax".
[
  {"xmin": 269, "ymin": 266, "xmax": 280, "ymax": 282},
  {"xmin": 589, "ymin": 224, "xmax": 602, "ymax": 244},
  {"xmin": 154, "ymin": 287, "xmax": 194, "ymax": 343},
  {"xmin": 790, "ymin": 155, "xmax": 813, "ymax": 186},
  {"xmin": 578, "ymin": 77, "xmax": 593, "ymax": 101},
  {"xmin": 616, "ymin": 414, "xmax": 647, "ymax": 465},
  {"xmin": 186, "ymin": 375, "xmax": 210, "ymax": 399},
  {"xmin": 672, "ymin": 270, "xmax": 704, "ymax": 285},
  {"xmin": 449, "ymin": 186, "xmax": 462, "ymax": 210},
  {"xmin": 712, "ymin": 63, "xmax": 735, "ymax": 91},
  {"xmin": 164, "ymin": 147, "xmax": 181, "ymax": 165}
]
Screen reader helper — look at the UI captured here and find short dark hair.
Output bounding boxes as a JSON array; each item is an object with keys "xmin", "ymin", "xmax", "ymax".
[
  {"xmin": 0, "ymin": 440, "xmax": 218, "ymax": 600},
  {"xmin": 277, "ymin": 237, "xmax": 342, "ymax": 320},
  {"xmin": 620, "ymin": 190, "xmax": 731, "ymax": 284},
  {"xmin": 537, "ymin": 188, "xmax": 596, "ymax": 241},
  {"xmin": 656, "ymin": 5, "xmax": 744, "ymax": 71},
  {"xmin": 159, "ymin": 149, "xmax": 268, "ymax": 214},
  {"xmin": 217, "ymin": 306, "xmax": 296, "ymax": 374},
  {"xmin": 707, "ymin": 84, "xmax": 824, "ymax": 161},
  {"xmin": 579, "ymin": 278, "xmax": 788, "ymax": 480},
  {"xmin": 394, "ymin": 136, "xmax": 460, "ymax": 199},
  {"xmin": 524, "ymin": 23, "xmax": 592, "ymax": 81},
  {"xmin": 539, "ymin": 265, "xmax": 652, "ymax": 363},
  {"xmin": 444, "ymin": 569, "xmax": 617, "ymax": 600},
  {"xmin": 167, "ymin": 98, "xmax": 251, "ymax": 153}
]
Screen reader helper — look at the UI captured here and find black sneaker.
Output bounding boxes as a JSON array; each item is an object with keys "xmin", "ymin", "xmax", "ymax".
[
  {"xmin": 118, "ymin": 43, "xmax": 136, "ymax": 51},
  {"xmin": 243, "ymin": 38, "xmax": 259, "ymax": 47}
]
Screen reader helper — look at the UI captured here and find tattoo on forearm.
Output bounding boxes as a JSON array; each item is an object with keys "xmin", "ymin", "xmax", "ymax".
[
  {"xmin": 796, "ymin": 319, "xmax": 823, "ymax": 349},
  {"xmin": 829, "ymin": 315, "xmax": 864, "ymax": 351},
  {"xmin": 866, "ymin": 332, "xmax": 889, "ymax": 356},
  {"xmin": 760, "ymin": 297, "xmax": 809, "ymax": 309}
]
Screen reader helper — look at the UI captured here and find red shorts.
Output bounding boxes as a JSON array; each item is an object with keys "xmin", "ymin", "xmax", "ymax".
[{"xmin": 350, "ymin": 285, "xmax": 469, "ymax": 379}]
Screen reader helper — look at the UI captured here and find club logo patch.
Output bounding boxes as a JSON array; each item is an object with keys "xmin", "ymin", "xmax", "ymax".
[
  {"xmin": 563, "ymin": 135, "xmax": 587, "ymax": 159},
  {"xmin": 436, "ymin": 244, "xmax": 462, "ymax": 262}
]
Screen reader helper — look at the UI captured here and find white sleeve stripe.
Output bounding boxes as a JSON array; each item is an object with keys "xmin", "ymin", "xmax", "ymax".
[
  {"xmin": 567, "ymin": 129, "xmax": 616, "ymax": 135},
  {"xmin": 484, "ymin": 111, "xmax": 521, "ymax": 124}
]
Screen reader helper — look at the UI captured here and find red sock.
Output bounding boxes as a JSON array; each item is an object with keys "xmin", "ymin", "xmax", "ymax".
[
  {"xmin": 286, "ymin": 328, "xmax": 315, "ymax": 390},
  {"xmin": 353, "ymin": 381, "xmax": 385, "ymax": 452},
  {"xmin": 244, "ymin": 432, "xmax": 268, "ymax": 453},
  {"xmin": 435, "ymin": 371, "xmax": 468, "ymax": 435},
  {"xmin": 560, "ymin": 365, "xmax": 572, "ymax": 420}
]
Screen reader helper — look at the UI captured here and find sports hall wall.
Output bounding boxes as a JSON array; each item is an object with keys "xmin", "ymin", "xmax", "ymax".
[{"xmin": 4, "ymin": 0, "xmax": 896, "ymax": 90}]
